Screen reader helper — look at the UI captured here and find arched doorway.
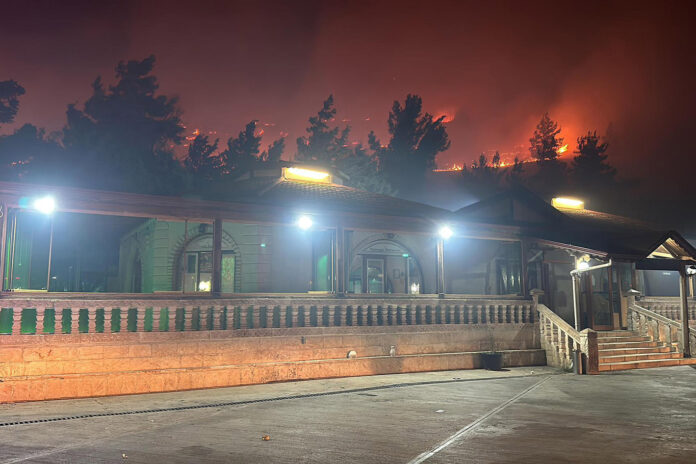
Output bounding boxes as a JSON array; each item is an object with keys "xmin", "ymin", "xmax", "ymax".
[
  {"xmin": 348, "ymin": 238, "xmax": 423, "ymax": 294},
  {"xmin": 174, "ymin": 232, "xmax": 240, "ymax": 293}
]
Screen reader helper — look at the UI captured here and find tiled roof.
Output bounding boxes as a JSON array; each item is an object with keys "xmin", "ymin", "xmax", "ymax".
[{"xmin": 223, "ymin": 178, "xmax": 450, "ymax": 220}]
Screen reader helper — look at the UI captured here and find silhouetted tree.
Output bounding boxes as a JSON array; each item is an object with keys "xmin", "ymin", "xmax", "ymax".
[
  {"xmin": 184, "ymin": 134, "xmax": 220, "ymax": 180},
  {"xmin": 260, "ymin": 137, "xmax": 285, "ymax": 165},
  {"xmin": 0, "ymin": 80, "xmax": 25, "ymax": 125},
  {"xmin": 529, "ymin": 112, "xmax": 563, "ymax": 162},
  {"xmin": 460, "ymin": 152, "xmax": 505, "ymax": 197},
  {"xmin": 571, "ymin": 130, "xmax": 615, "ymax": 183},
  {"xmin": 62, "ymin": 55, "xmax": 186, "ymax": 194},
  {"xmin": 298, "ymin": 96, "xmax": 392, "ymax": 193},
  {"xmin": 296, "ymin": 95, "xmax": 351, "ymax": 165},
  {"xmin": 371, "ymin": 94, "xmax": 450, "ymax": 194},
  {"xmin": 0, "ymin": 124, "xmax": 63, "ymax": 181},
  {"xmin": 221, "ymin": 120, "xmax": 262, "ymax": 174},
  {"xmin": 219, "ymin": 120, "xmax": 285, "ymax": 175},
  {"xmin": 508, "ymin": 156, "xmax": 524, "ymax": 184}
]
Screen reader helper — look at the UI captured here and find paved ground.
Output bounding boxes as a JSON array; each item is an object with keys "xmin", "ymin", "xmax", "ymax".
[{"xmin": 1, "ymin": 365, "xmax": 695, "ymax": 463}]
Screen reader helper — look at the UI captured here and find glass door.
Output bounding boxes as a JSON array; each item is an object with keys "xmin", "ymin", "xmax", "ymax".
[
  {"xmin": 366, "ymin": 258, "xmax": 385, "ymax": 294},
  {"xmin": 584, "ymin": 267, "xmax": 613, "ymax": 330}
]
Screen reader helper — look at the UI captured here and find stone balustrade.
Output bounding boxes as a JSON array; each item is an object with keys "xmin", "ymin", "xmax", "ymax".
[
  {"xmin": 536, "ymin": 303, "xmax": 597, "ymax": 373},
  {"xmin": 629, "ymin": 303, "xmax": 685, "ymax": 352},
  {"xmin": 0, "ymin": 296, "xmax": 535, "ymax": 337},
  {"xmin": 639, "ymin": 297, "xmax": 696, "ymax": 325}
]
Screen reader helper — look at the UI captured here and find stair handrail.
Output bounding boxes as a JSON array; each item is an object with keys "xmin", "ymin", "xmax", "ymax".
[
  {"xmin": 537, "ymin": 303, "xmax": 598, "ymax": 373},
  {"xmin": 629, "ymin": 303, "xmax": 686, "ymax": 354}
]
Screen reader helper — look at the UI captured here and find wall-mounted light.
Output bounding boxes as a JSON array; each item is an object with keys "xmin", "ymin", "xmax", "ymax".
[
  {"xmin": 297, "ymin": 215, "xmax": 313, "ymax": 230},
  {"xmin": 686, "ymin": 265, "xmax": 696, "ymax": 276},
  {"xmin": 32, "ymin": 196, "xmax": 56, "ymax": 215},
  {"xmin": 284, "ymin": 167, "xmax": 332, "ymax": 183},
  {"xmin": 576, "ymin": 261, "xmax": 590, "ymax": 271},
  {"xmin": 438, "ymin": 226, "xmax": 453, "ymax": 240},
  {"xmin": 552, "ymin": 197, "xmax": 584, "ymax": 210}
]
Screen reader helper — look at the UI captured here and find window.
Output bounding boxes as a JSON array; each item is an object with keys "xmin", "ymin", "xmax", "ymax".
[{"xmin": 445, "ymin": 238, "xmax": 522, "ymax": 295}]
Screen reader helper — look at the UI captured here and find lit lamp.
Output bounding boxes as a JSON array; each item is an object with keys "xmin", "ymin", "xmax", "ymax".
[
  {"xmin": 297, "ymin": 215, "xmax": 313, "ymax": 230},
  {"xmin": 577, "ymin": 261, "xmax": 590, "ymax": 271},
  {"xmin": 32, "ymin": 196, "xmax": 56, "ymax": 215},
  {"xmin": 438, "ymin": 226, "xmax": 453, "ymax": 240}
]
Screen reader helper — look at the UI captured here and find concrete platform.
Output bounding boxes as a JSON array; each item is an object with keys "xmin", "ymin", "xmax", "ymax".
[{"xmin": 1, "ymin": 365, "xmax": 695, "ymax": 463}]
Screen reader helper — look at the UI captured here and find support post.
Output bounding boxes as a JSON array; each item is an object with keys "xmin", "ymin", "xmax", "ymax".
[
  {"xmin": 571, "ymin": 274, "xmax": 581, "ymax": 331},
  {"xmin": 679, "ymin": 265, "xmax": 691, "ymax": 357},
  {"xmin": 335, "ymin": 225, "xmax": 345, "ymax": 296},
  {"xmin": 212, "ymin": 217, "xmax": 222, "ymax": 296},
  {"xmin": 0, "ymin": 202, "xmax": 6, "ymax": 292},
  {"xmin": 436, "ymin": 238, "xmax": 445, "ymax": 298}
]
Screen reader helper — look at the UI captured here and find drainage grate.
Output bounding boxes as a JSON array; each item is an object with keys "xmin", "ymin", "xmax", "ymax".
[{"xmin": 0, "ymin": 373, "xmax": 551, "ymax": 428}]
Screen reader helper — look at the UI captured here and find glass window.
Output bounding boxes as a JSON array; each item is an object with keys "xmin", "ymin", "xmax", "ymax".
[{"xmin": 445, "ymin": 238, "xmax": 522, "ymax": 295}]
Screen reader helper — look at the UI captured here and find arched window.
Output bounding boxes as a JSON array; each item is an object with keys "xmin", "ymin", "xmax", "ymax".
[{"xmin": 348, "ymin": 239, "xmax": 422, "ymax": 294}]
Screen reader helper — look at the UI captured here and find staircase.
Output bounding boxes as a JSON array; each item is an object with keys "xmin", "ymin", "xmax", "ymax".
[{"xmin": 598, "ymin": 330, "xmax": 696, "ymax": 372}]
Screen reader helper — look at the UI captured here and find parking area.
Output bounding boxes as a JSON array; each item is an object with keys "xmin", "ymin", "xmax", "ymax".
[{"xmin": 1, "ymin": 365, "xmax": 695, "ymax": 463}]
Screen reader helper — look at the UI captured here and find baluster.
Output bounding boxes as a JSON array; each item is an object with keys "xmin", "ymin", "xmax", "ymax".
[
  {"xmin": 88, "ymin": 306, "xmax": 98, "ymax": 333},
  {"xmin": 152, "ymin": 307, "xmax": 162, "ymax": 332},
  {"xmin": 67, "ymin": 308, "xmax": 76, "ymax": 334},
  {"xmin": 326, "ymin": 306, "xmax": 334, "ymax": 327},
  {"xmin": 405, "ymin": 305, "xmax": 413, "ymax": 325},
  {"xmin": 223, "ymin": 305, "xmax": 233, "ymax": 330},
  {"xmin": 340, "ymin": 305, "xmax": 348, "ymax": 327},
  {"xmin": 184, "ymin": 306, "xmax": 194, "ymax": 331},
  {"xmin": 134, "ymin": 307, "xmax": 144, "ymax": 332},
  {"xmin": 36, "ymin": 306, "xmax": 46, "ymax": 334},
  {"xmin": 103, "ymin": 308, "xmax": 112, "ymax": 334},
  {"xmin": 12, "ymin": 307, "xmax": 22, "ymax": 335},
  {"xmin": 367, "ymin": 305, "xmax": 375, "ymax": 326},
  {"xmin": 290, "ymin": 305, "xmax": 298, "ymax": 327}
]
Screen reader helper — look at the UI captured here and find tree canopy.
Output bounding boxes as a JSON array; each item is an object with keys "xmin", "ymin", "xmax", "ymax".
[
  {"xmin": 62, "ymin": 55, "xmax": 186, "ymax": 194},
  {"xmin": 571, "ymin": 130, "xmax": 615, "ymax": 183},
  {"xmin": 529, "ymin": 112, "xmax": 563, "ymax": 162},
  {"xmin": 0, "ymin": 80, "xmax": 25, "ymax": 125},
  {"xmin": 371, "ymin": 94, "xmax": 450, "ymax": 194}
]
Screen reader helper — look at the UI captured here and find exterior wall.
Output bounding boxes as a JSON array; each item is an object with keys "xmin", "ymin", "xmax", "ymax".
[{"xmin": 0, "ymin": 324, "xmax": 544, "ymax": 403}]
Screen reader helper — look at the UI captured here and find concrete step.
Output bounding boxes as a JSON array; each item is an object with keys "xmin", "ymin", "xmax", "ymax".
[
  {"xmin": 599, "ymin": 346, "xmax": 674, "ymax": 356},
  {"xmin": 599, "ymin": 357, "xmax": 696, "ymax": 372},
  {"xmin": 596, "ymin": 336, "xmax": 652, "ymax": 343},
  {"xmin": 599, "ymin": 352, "xmax": 682, "ymax": 363},
  {"xmin": 596, "ymin": 331, "xmax": 638, "ymax": 338},
  {"xmin": 597, "ymin": 341, "xmax": 660, "ymax": 349}
]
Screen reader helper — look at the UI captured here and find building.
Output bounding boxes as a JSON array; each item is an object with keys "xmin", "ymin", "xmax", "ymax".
[{"xmin": 1, "ymin": 168, "xmax": 695, "ymax": 402}]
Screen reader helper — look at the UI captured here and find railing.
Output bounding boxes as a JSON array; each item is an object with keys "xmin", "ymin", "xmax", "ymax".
[
  {"xmin": 536, "ymin": 303, "xmax": 598, "ymax": 373},
  {"xmin": 639, "ymin": 297, "xmax": 696, "ymax": 326},
  {"xmin": 0, "ymin": 296, "xmax": 536, "ymax": 337},
  {"xmin": 628, "ymin": 303, "xmax": 693, "ymax": 353}
]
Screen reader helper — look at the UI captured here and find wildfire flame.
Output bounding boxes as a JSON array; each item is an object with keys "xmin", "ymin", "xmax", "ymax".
[
  {"xmin": 433, "ymin": 163, "xmax": 464, "ymax": 172},
  {"xmin": 557, "ymin": 144, "xmax": 568, "ymax": 155}
]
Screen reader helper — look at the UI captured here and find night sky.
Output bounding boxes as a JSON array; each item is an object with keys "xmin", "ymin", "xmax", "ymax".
[{"xmin": 2, "ymin": 0, "xmax": 695, "ymax": 194}]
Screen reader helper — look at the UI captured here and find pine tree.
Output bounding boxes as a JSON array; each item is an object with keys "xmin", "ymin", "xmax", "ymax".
[
  {"xmin": 0, "ymin": 80, "xmax": 25, "ymax": 125},
  {"xmin": 184, "ymin": 134, "xmax": 220, "ymax": 179},
  {"xmin": 62, "ymin": 55, "xmax": 186, "ymax": 194},
  {"xmin": 529, "ymin": 113, "xmax": 563, "ymax": 162},
  {"xmin": 371, "ymin": 94, "xmax": 450, "ymax": 194},
  {"xmin": 571, "ymin": 130, "xmax": 615, "ymax": 182}
]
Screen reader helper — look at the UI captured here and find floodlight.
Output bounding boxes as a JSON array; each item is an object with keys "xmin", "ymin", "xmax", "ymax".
[
  {"xmin": 438, "ymin": 226, "xmax": 453, "ymax": 240},
  {"xmin": 33, "ymin": 196, "xmax": 56, "ymax": 215},
  {"xmin": 297, "ymin": 215, "xmax": 313, "ymax": 230}
]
